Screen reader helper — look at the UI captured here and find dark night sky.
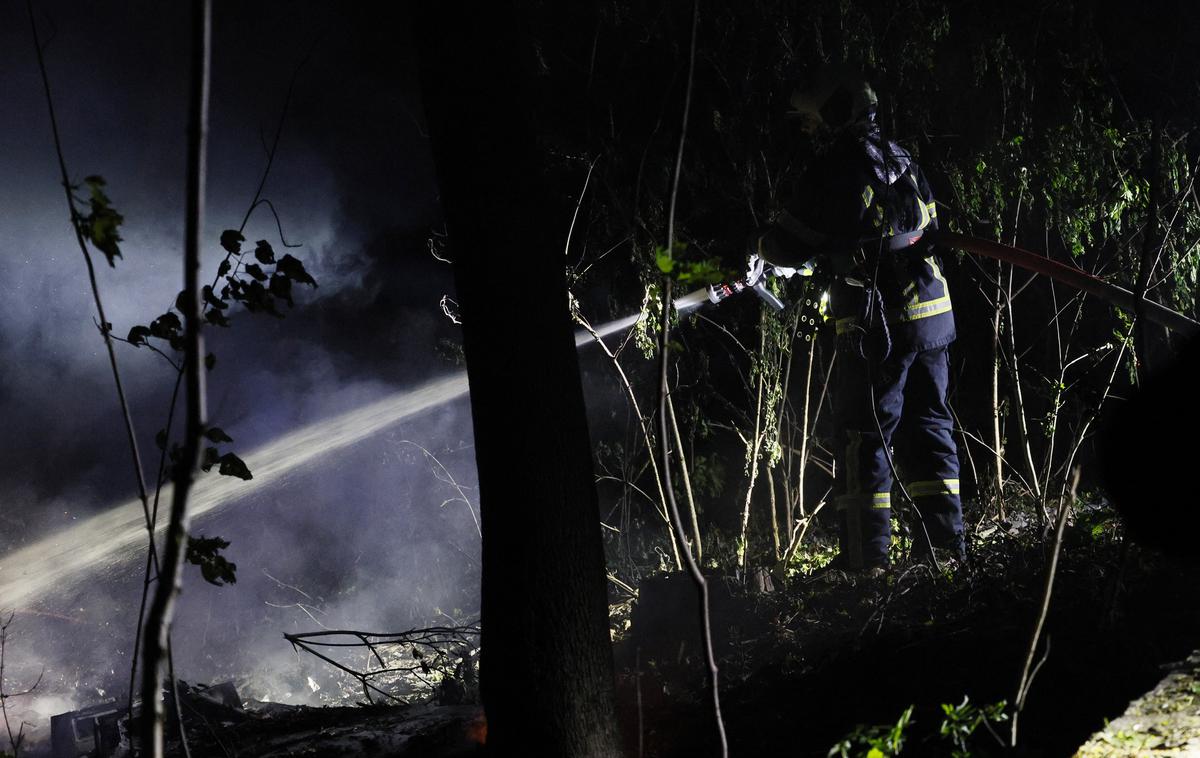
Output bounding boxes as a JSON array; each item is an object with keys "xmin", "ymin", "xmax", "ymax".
[{"xmin": 0, "ymin": 2, "xmax": 492, "ymax": 731}]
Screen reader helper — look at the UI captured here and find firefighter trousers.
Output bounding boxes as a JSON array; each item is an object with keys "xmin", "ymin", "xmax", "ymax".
[{"xmin": 834, "ymin": 342, "xmax": 964, "ymax": 567}]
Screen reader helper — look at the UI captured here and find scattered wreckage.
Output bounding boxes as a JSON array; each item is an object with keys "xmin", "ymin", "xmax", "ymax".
[{"xmin": 51, "ymin": 681, "xmax": 241, "ymax": 758}]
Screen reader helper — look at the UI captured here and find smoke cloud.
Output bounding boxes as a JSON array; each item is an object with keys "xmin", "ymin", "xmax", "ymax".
[{"xmin": 0, "ymin": 3, "xmax": 487, "ymax": 745}]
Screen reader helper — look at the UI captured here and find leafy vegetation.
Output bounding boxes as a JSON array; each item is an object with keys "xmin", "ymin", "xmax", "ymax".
[
  {"xmin": 828, "ymin": 705, "xmax": 913, "ymax": 758},
  {"xmin": 184, "ymin": 535, "xmax": 238, "ymax": 587},
  {"xmin": 520, "ymin": 0, "xmax": 1200, "ymax": 753},
  {"xmin": 938, "ymin": 697, "xmax": 1008, "ymax": 757},
  {"xmin": 826, "ymin": 697, "xmax": 1006, "ymax": 757},
  {"xmin": 537, "ymin": 0, "xmax": 1200, "ymax": 584}
]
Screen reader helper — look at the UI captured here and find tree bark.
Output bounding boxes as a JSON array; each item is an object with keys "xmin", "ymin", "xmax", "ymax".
[{"xmin": 413, "ymin": 4, "xmax": 623, "ymax": 756}]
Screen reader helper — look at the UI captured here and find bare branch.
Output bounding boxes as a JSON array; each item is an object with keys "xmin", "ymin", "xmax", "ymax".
[
  {"xmin": 1011, "ymin": 467, "xmax": 1079, "ymax": 747},
  {"xmin": 399, "ymin": 440, "xmax": 481, "ymax": 539},
  {"xmin": 285, "ymin": 626, "xmax": 481, "ymax": 706},
  {"xmin": 657, "ymin": 3, "xmax": 727, "ymax": 753}
]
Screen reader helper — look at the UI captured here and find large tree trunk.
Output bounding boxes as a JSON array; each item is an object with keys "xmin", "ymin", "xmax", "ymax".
[{"xmin": 413, "ymin": 4, "xmax": 623, "ymax": 757}]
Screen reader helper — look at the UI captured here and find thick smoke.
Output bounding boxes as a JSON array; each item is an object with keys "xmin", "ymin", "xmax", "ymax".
[
  {"xmin": 0, "ymin": 2, "xmax": 441, "ymax": 516},
  {"xmin": 0, "ymin": 2, "xmax": 481, "ymax": 745}
]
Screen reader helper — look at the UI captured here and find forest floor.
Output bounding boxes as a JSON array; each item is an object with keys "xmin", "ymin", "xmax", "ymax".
[
  {"xmin": 614, "ymin": 506, "xmax": 1200, "ymax": 757},
  {"xmin": 23, "ymin": 505, "xmax": 1197, "ymax": 757},
  {"xmin": 171, "ymin": 701, "xmax": 485, "ymax": 758}
]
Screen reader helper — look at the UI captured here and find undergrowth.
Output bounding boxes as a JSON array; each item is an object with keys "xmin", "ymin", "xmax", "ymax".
[{"xmin": 613, "ymin": 495, "xmax": 1200, "ymax": 757}]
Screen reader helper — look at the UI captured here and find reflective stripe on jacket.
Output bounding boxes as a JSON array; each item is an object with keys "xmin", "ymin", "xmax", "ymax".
[{"xmin": 811, "ymin": 126, "xmax": 956, "ymax": 352}]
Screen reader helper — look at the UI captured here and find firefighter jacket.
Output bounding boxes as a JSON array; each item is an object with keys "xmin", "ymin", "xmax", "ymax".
[{"xmin": 758, "ymin": 122, "xmax": 955, "ymax": 353}]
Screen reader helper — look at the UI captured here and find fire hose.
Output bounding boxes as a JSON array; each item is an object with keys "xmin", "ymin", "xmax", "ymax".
[
  {"xmin": 704, "ymin": 230, "xmax": 1200, "ymax": 339},
  {"xmin": 932, "ymin": 231, "xmax": 1200, "ymax": 338}
]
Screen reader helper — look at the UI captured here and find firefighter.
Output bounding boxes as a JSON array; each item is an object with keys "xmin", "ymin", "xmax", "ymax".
[{"xmin": 755, "ymin": 71, "xmax": 965, "ymax": 572}]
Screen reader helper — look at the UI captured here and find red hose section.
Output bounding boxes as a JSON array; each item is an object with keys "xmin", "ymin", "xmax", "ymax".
[{"xmin": 932, "ymin": 230, "xmax": 1200, "ymax": 338}]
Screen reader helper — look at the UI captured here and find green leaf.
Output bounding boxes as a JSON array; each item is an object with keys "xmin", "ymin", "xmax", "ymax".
[
  {"xmin": 677, "ymin": 258, "xmax": 730, "ymax": 286},
  {"xmin": 127, "ymin": 325, "xmax": 152, "ymax": 346},
  {"xmin": 276, "ymin": 254, "xmax": 317, "ymax": 287},
  {"xmin": 81, "ymin": 175, "xmax": 124, "ymax": 267},
  {"xmin": 186, "ymin": 534, "xmax": 237, "ymax": 586},
  {"xmin": 217, "ymin": 259, "xmax": 231, "ymax": 278},
  {"xmin": 200, "ymin": 446, "xmax": 221, "ymax": 472},
  {"xmin": 218, "ymin": 452, "xmax": 253, "ymax": 480},
  {"xmin": 204, "ymin": 426, "xmax": 233, "ymax": 444},
  {"xmin": 220, "ymin": 230, "xmax": 245, "ymax": 254},
  {"xmin": 237, "ymin": 279, "xmax": 283, "ymax": 317},
  {"xmin": 254, "ymin": 240, "xmax": 275, "ymax": 264},
  {"xmin": 244, "ymin": 263, "xmax": 268, "ymax": 281},
  {"xmin": 269, "ymin": 273, "xmax": 293, "ymax": 305},
  {"xmin": 203, "ymin": 285, "xmax": 228, "ymax": 310},
  {"xmin": 149, "ymin": 311, "xmax": 182, "ymax": 340},
  {"xmin": 654, "ymin": 245, "xmax": 675, "ymax": 274}
]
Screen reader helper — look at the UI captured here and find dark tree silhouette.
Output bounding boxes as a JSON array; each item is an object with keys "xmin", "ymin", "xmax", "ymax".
[{"xmin": 413, "ymin": 3, "xmax": 624, "ymax": 757}]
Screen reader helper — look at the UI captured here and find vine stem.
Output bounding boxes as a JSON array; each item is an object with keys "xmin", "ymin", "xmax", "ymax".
[
  {"xmin": 737, "ymin": 318, "xmax": 767, "ymax": 569},
  {"xmin": 126, "ymin": 45, "xmax": 308, "ymax": 735},
  {"xmin": 1134, "ymin": 120, "xmax": 1162, "ymax": 383},
  {"xmin": 24, "ymin": 5, "xmax": 188, "ymax": 749},
  {"xmin": 141, "ymin": 2, "xmax": 210, "ymax": 756},
  {"xmin": 1011, "ymin": 466, "xmax": 1078, "ymax": 747},
  {"xmin": 128, "ymin": 369, "xmax": 184, "ymax": 729},
  {"xmin": 667, "ymin": 393, "xmax": 703, "ymax": 561},
  {"xmin": 782, "ymin": 328, "xmax": 818, "ymax": 561},
  {"xmin": 657, "ymin": 2, "xmax": 727, "ymax": 754},
  {"xmin": 575, "ymin": 312, "xmax": 683, "ymax": 569},
  {"xmin": 25, "ymin": 0, "xmax": 156, "ymax": 563}
]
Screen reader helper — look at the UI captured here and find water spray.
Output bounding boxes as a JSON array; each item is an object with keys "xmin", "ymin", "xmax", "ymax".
[
  {"xmin": 0, "ymin": 376, "xmax": 468, "ymax": 610},
  {"xmin": 2, "ymin": 288, "xmax": 748, "ymax": 610}
]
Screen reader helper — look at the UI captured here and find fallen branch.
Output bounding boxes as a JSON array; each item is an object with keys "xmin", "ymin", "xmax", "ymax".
[{"xmin": 285, "ymin": 625, "xmax": 481, "ymax": 705}]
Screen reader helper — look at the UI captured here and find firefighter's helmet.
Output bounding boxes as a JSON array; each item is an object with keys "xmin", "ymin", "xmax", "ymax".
[{"xmin": 788, "ymin": 67, "xmax": 877, "ymax": 129}]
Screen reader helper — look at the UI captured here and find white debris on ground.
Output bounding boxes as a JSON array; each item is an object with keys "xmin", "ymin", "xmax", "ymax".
[{"xmin": 1076, "ymin": 651, "xmax": 1200, "ymax": 757}]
